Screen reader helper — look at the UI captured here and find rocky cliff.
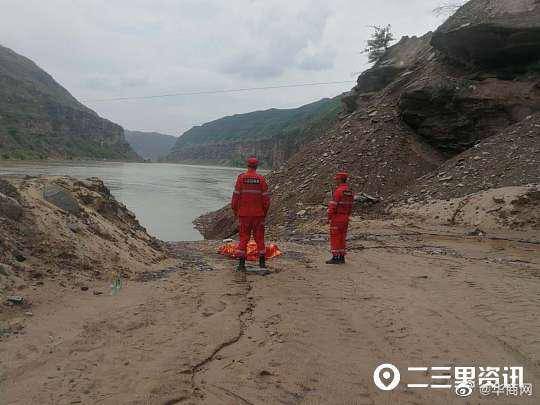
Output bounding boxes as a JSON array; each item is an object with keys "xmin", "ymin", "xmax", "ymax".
[
  {"xmin": 431, "ymin": 0, "xmax": 540, "ymax": 68},
  {"xmin": 166, "ymin": 97, "xmax": 342, "ymax": 168},
  {"xmin": 196, "ymin": 0, "xmax": 540, "ymax": 239},
  {"xmin": 0, "ymin": 45, "xmax": 140, "ymax": 161}
]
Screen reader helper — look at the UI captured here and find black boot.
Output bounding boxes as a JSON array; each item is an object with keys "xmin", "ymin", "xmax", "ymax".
[
  {"xmin": 259, "ymin": 255, "xmax": 267, "ymax": 268},
  {"xmin": 339, "ymin": 255, "xmax": 346, "ymax": 264},
  {"xmin": 236, "ymin": 258, "xmax": 246, "ymax": 272},
  {"xmin": 326, "ymin": 255, "xmax": 341, "ymax": 265}
]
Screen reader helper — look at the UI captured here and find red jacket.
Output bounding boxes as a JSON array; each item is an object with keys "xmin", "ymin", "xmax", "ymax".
[
  {"xmin": 328, "ymin": 183, "xmax": 354, "ymax": 221},
  {"xmin": 232, "ymin": 169, "xmax": 270, "ymax": 217}
]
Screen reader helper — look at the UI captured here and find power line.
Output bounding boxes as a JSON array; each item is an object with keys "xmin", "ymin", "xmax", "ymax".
[{"xmin": 81, "ymin": 80, "xmax": 354, "ymax": 102}]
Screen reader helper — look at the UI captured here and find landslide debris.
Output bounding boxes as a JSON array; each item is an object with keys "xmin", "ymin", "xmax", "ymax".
[
  {"xmin": 0, "ymin": 176, "xmax": 166, "ymax": 296},
  {"xmin": 391, "ymin": 112, "xmax": 540, "ymax": 205},
  {"xmin": 196, "ymin": 0, "xmax": 540, "ymax": 239}
]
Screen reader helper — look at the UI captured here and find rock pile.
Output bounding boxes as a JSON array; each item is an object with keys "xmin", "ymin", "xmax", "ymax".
[{"xmin": 392, "ymin": 113, "xmax": 540, "ymax": 204}]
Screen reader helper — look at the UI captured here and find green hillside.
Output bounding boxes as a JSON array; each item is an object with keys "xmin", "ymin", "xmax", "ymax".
[
  {"xmin": 0, "ymin": 44, "xmax": 139, "ymax": 161},
  {"xmin": 166, "ymin": 97, "xmax": 342, "ymax": 168}
]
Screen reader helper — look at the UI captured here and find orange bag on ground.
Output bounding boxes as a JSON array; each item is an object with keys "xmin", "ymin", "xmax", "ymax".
[{"xmin": 218, "ymin": 239, "xmax": 282, "ymax": 261}]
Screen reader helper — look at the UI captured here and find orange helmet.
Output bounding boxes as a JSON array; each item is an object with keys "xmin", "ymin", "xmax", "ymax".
[{"xmin": 247, "ymin": 156, "xmax": 259, "ymax": 167}]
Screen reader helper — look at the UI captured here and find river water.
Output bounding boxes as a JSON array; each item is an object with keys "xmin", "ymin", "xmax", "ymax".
[{"xmin": 0, "ymin": 161, "xmax": 244, "ymax": 241}]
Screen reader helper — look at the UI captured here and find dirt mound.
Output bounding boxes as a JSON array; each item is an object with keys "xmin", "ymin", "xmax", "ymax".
[
  {"xmin": 0, "ymin": 176, "xmax": 166, "ymax": 296},
  {"xmin": 392, "ymin": 185, "xmax": 540, "ymax": 231}
]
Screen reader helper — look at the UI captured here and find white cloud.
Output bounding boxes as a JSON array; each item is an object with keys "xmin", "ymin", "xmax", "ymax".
[
  {"xmin": 0, "ymin": 0, "xmax": 444, "ymax": 134},
  {"xmin": 219, "ymin": 0, "xmax": 333, "ymax": 78}
]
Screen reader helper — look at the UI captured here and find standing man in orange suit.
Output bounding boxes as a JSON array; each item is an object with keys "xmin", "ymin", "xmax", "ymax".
[
  {"xmin": 231, "ymin": 157, "xmax": 270, "ymax": 271},
  {"xmin": 327, "ymin": 172, "xmax": 354, "ymax": 265}
]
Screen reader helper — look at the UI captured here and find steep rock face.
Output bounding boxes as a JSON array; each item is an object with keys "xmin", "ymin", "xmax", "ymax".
[
  {"xmin": 399, "ymin": 78, "xmax": 540, "ymax": 155},
  {"xmin": 0, "ymin": 45, "xmax": 140, "ymax": 160},
  {"xmin": 166, "ymin": 97, "xmax": 342, "ymax": 168},
  {"xmin": 167, "ymin": 137, "xmax": 295, "ymax": 168},
  {"xmin": 342, "ymin": 34, "xmax": 432, "ymax": 113},
  {"xmin": 358, "ymin": 34, "xmax": 433, "ymax": 93},
  {"xmin": 431, "ymin": 0, "xmax": 540, "ymax": 67}
]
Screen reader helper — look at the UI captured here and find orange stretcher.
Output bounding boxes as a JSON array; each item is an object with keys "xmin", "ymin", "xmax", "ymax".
[{"xmin": 218, "ymin": 239, "xmax": 282, "ymax": 261}]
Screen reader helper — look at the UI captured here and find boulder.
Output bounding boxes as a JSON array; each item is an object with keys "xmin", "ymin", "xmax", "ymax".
[
  {"xmin": 43, "ymin": 183, "xmax": 80, "ymax": 215},
  {"xmin": 194, "ymin": 205, "xmax": 238, "ymax": 240},
  {"xmin": 0, "ymin": 192, "xmax": 23, "ymax": 220},
  {"xmin": 431, "ymin": 0, "xmax": 540, "ymax": 67}
]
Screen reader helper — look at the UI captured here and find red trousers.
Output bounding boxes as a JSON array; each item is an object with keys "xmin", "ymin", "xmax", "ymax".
[
  {"xmin": 237, "ymin": 216, "xmax": 265, "ymax": 258},
  {"xmin": 330, "ymin": 218, "xmax": 349, "ymax": 255}
]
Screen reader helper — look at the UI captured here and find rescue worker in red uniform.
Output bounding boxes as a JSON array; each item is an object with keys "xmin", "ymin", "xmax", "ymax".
[
  {"xmin": 231, "ymin": 157, "xmax": 270, "ymax": 271},
  {"xmin": 327, "ymin": 172, "xmax": 354, "ymax": 264}
]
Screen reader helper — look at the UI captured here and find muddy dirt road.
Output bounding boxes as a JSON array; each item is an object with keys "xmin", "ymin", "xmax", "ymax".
[{"xmin": 1, "ymin": 220, "xmax": 539, "ymax": 404}]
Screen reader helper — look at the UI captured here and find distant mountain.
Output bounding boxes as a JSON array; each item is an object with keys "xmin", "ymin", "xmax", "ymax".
[
  {"xmin": 165, "ymin": 97, "xmax": 342, "ymax": 168},
  {"xmin": 124, "ymin": 130, "xmax": 177, "ymax": 161},
  {"xmin": 0, "ymin": 44, "xmax": 140, "ymax": 161}
]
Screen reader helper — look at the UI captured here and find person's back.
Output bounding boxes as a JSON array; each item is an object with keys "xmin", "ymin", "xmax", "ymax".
[
  {"xmin": 332, "ymin": 182, "xmax": 354, "ymax": 219},
  {"xmin": 231, "ymin": 157, "xmax": 270, "ymax": 271},
  {"xmin": 234, "ymin": 168, "xmax": 268, "ymax": 217},
  {"xmin": 327, "ymin": 172, "xmax": 353, "ymax": 264}
]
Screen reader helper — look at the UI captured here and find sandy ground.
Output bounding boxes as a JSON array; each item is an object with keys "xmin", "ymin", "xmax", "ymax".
[{"xmin": 1, "ymin": 220, "xmax": 539, "ymax": 405}]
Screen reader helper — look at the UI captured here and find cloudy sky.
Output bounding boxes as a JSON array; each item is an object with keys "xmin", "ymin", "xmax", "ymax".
[{"xmin": 1, "ymin": 0, "xmax": 449, "ymax": 135}]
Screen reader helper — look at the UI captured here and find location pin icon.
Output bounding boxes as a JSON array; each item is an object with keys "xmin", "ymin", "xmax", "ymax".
[{"xmin": 373, "ymin": 363, "xmax": 401, "ymax": 391}]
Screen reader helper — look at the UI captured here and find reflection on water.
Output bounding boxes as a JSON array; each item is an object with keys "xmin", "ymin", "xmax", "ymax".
[{"xmin": 0, "ymin": 161, "xmax": 244, "ymax": 241}]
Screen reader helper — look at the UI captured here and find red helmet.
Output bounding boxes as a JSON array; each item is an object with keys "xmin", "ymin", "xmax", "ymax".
[
  {"xmin": 335, "ymin": 172, "xmax": 348, "ymax": 181},
  {"xmin": 247, "ymin": 157, "xmax": 259, "ymax": 167}
]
